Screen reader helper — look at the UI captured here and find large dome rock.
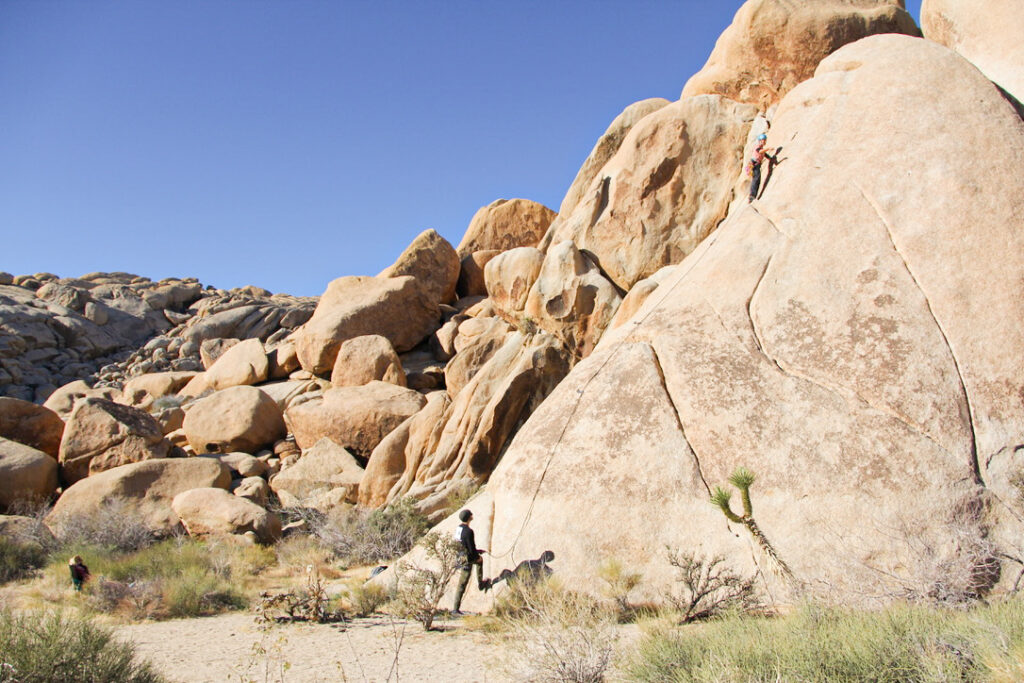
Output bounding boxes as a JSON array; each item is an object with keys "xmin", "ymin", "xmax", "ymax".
[
  {"xmin": 922, "ymin": 0, "xmax": 1024, "ymax": 108},
  {"xmin": 541, "ymin": 96, "xmax": 759, "ymax": 291},
  {"xmin": 291, "ymin": 275, "xmax": 440, "ymax": 376},
  {"xmin": 681, "ymin": 0, "xmax": 919, "ymax": 110},
  {"xmin": 464, "ymin": 35, "xmax": 1024, "ymax": 604}
]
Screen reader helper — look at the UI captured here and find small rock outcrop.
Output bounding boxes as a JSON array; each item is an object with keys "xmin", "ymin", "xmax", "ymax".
[
  {"xmin": 456, "ymin": 199, "xmax": 557, "ymax": 258},
  {"xmin": 172, "ymin": 487, "xmax": 281, "ymax": 543},
  {"xmin": 58, "ymin": 398, "xmax": 169, "ymax": 485},
  {"xmin": 330, "ymin": 335, "xmax": 406, "ymax": 388},
  {"xmin": 270, "ymin": 437, "xmax": 364, "ymax": 509},
  {"xmin": 0, "ymin": 437, "xmax": 58, "ymax": 512}
]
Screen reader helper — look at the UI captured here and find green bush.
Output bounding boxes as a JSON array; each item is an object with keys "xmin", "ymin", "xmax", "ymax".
[
  {"xmin": 624, "ymin": 598, "xmax": 1024, "ymax": 682},
  {"xmin": 0, "ymin": 609, "xmax": 164, "ymax": 682},
  {"xmin": 306, "ymin": 497, "xmax": 431, "ymax": 565},
  {"xmin": 0, "ymin": 537, "xmax": 47, "ymax": 584}
]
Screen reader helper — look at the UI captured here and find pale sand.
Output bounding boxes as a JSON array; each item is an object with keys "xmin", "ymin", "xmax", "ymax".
[{"xmin": 117, "ymin": 612, "xmax": 509, "ymax": 682}]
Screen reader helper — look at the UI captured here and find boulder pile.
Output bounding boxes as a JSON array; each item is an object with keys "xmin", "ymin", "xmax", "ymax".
[{"xmin": 6, "ymin": 0, "xmax": 1024, "ymax": 614}]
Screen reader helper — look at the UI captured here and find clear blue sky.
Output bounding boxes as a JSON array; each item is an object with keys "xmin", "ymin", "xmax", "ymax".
[{"xmin": 0, "ymin": 1, "xmax": 922, "ymax": 296}]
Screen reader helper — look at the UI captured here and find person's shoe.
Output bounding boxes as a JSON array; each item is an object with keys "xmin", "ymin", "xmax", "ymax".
[{"xmin": 450, "ymin": 610, "xmax": 465, "ymax": 617}]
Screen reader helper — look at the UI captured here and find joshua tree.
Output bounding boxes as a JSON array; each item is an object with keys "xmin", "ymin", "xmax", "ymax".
[{"xmin": 711, "ymin": 467, "xmax": 794, "ymax": 582}]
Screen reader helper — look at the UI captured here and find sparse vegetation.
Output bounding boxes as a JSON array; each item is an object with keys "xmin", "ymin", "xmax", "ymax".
[
  {"xmin": 344, "ymin": 580, "xmax": 391, "ymax": 618},
  {"xmin": 597, "ymin": 558, "xmax": 642, "ymax": 621},
  {"xmin": 665, "ymin": 549, "xmax": 759, "ymax": 623},
  {"xmin": 0, "ymin": 537, "xmax": 47, "ymax": 585},
  {"xmin": 302, "ymin": 497, "xmax": 431, "ymax": 566},
  {"xmin": 624, "ymin": 598, "xmax": 1024, "ymax": 682},
  {"xmin": 0, "ymin": 608, "xmax": 165, "ymax": 682},
  {"xmin": 50, "ymin": 498, "xmax": 157, "ymax": 554},
  {"xmin": 393, "ymin": 531, "xmax": 463, "ymax": 630},
  {"xmin": 494, "ymin": 578, "xmax": 617, "ymax": 683}
]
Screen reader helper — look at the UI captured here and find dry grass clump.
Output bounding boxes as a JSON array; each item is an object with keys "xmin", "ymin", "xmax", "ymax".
[
  {"xmin": 39, "ymin": 538, "xmax": 273, "ymax": 620},
  {"xmin": 493, "ymin": 578, "xmax": 618, "ymax": 683},
  {"xmin": 624, "ymin": 597, "xmax": 1024, "ymax": 682},
  {"xmin": 302, "ymin": 497, "xmax": 432, "ymax": 566},
  {"xmin": 0, "ymin": 537, "xmax": 47, "ymax": 585},
  {"xmin": 0, "ymin": 608, "xmax": 165, "ymax": 682}
]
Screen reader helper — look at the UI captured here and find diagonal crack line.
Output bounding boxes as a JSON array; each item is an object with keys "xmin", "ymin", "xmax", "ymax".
[
  {"xmin": 744, "ymin": 238, "xmax": 963, "ymax": 463},
  {"xmin": 646, "ymin": 340, "xmax": 712, "ymax": 497},
  {"xmin": 854, "ymin": 182, "xmax": 982, "ymax": 485}
]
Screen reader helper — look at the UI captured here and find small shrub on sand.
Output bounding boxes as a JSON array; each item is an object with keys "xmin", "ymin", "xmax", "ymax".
[
  {"xmin": 597, "ymin": 558, "xmax": 642, "ymax": 621},
  {"xmin": 495, "ymin": 578, "xmax": 618, "ymax": 683},
  {"xmin": 0, "ymin": 537, "xmax": 47, "ymax": 584},
  {"xmin": 0, "ymin": 608, "xmax": 165, "ymax": 682},
  {"xmin": 51, "ymin": 499, "xmax": 156, "ymax": 553},
  {"xmin": 665, "ymin": 549, "xmax": 759, "ymax": 623},
  {"xmin": 624, "ymin": 598, "xmax": 1024, "ymax": 682},
  {"xmin": 393, "ymin": 532, "xmax": 462, "ymax": 630},
  {"xmin": 344, "ymin": 581, "xmax": 391, "ymax": 618}
]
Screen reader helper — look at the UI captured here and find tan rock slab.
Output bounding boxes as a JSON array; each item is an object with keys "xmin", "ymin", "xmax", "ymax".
[
  {"xmin": 330, "ymin": 335, "xmax": 406, "ymax": 388},
  {"xmin": 457, "ymin": 199, "xmax": 556, "ymax": 258},
  {"xmin": 172, "ymin": 488, "xmax": 281, "ymax": 543},
  {"xmin": 0, "ymin": 438, "xmax": 58, "ymax": 512},
  {"xmin": 183, "ymin": 386, "xmax": 286, "ymax": 455},
  {"xmin": 270, "ymin": 437, "xmax": 363, "ymax": 508},
  {"xmin": 0, "ymin": 397, "xmax": 64, "ymax": 458},
  {"xmin": 378, "ymin": 229, "xmax": 461, "ymax": 305},
  {"xmin": 58, "ymin": 398, "xmax": 169, "ymax": 485}
]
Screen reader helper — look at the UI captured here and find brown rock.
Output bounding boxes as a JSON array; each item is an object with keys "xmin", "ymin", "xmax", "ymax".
[
  {"xmin": 360, "ymin": 392, "xmax": 449, "ymax": 508},
  {"xmin": 0, "ymin": 397, "xmax": 64, "ymax": 458},
  {"xmin": 607, "ymin": 265, "xmax": 677, "ymax": 330},
  {"xmin": 284, "ymin": 381, "xmax": 427, "ymax": 458},
  {"xmin": 558, "ymin": 98, "xmax": 671, "ymax": 218},
  {"xmin": 457, "ymin": 250, "xmax": 500, "ymax": 298},
  {"xmin": 521, "ymin": 240, "xmax": 623, "ymax": 358},
  {"xmin": 172, "ymin": 488, "xmax": 281, "ymax": 543},
  {"xmin": 330, "ymin": 335, "xmax": 406, "ymax": 388},
  {"xmin": 484, "ymin": 247, "xmax": 545, "ymax": 320},
  {"xmin": 378, "ymin": 229, "xmax": 461, "ymax": 305},
  {"xmin": 154, "ymin": 406, "xmax": 186, "ymax": 434},
  {"xmin": 922, "ymin": 0, "xmax": 1024, "ymax": 107},
  {"xmin": 291, "ymin": 275, "xmax": 440, "ymax": 376},
  {"xmin": 0, "ymin": 438, "xmax": 58, "ymax": 512},
  {"xmin": 0, "ymin": 514, "xmax": 54, "ymax": 545},
  {"xmin": 542, "ymin": 96, "xmax": 759, "ymax": 290},
  {"xmin": 122, "ymin": 371, "xmax": 198, "ymax": 407},
  {"xmin": 445, "ymin": 318, "xmax": 510, "ymax": 398},
  {"xmin": 180, "ymin": 338, "xmax": 269, "ymax": 396},
  {"xmin": 43, "ymin": 381, "xmax": 118, "ymax": 418},
  {"xmin": 215, "ymin": 452, "xmax": 268, "ymax": 478},
  {"xmin": 232, "ymin": 476, "xmax": 270, "ymax": 508},
  {"xmin": 58, "ymin": 399, "xmax": 169, "ymax": 485},
  {"xmin": 457, "ymin": 199, "xmax": 556, "ymax": 258},
  {"xmin": 47, "ymin": 458, "xmax": 231, "ymax": 536},
  {"xmin": 183, "ymin": 386, "xmax": 286, "ymax": 455},
  {"xmin": 199, "ymin": 338, "xmax": 240, "ymax": 370},
  {"xmin": 267, "ymin": 341, "xmax": 300, "ymax": 380},
  {"xmin": 269, "ymin": 437, "xmax": 364, "ymax": 508},
  {"xmin": 681, "ymin": 0, "xmax": 919, "ymax": 109}
]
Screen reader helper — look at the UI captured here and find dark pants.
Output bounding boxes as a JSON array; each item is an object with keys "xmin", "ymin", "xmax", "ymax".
[
  {"xmin": 749, "ymin": 164, "xmax": 762, "ymax": 201},
  {"xmin": 452, "ymin": 560, "xmax": 485, "ymax": 611}
]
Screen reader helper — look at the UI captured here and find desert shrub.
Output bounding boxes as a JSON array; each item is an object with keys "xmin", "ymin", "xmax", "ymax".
[
  {"xmin": 393, "ymin": 531, "xmax": 463, "ymax": 630},
  {"xmin": 345, "ymin": 581, "xmax": 391, "ymax": 618},
  {"xmin": 0, "ymin": 537, "xmax": 47, "ymax": 584},
  {"xmin": 52, "ymin": 499, "xmax": 156, "ymax": 553},
  {"xmin": 624, "ymin": 598, "xmax": 1024, "ymax": 683},
  {"xmin": 665, "ymin": 549, "xmax": 759, "ymax": 623},
  {"xmin": 597, "ymin": 558, "xmax": 642, "ymax": 621},
  {"xmin": 305, "ymin": 497, "xmax": 431, "ymax": 565},
  {"xmin": 255, "ymin": 565, "xmax": 345, "ymax": 624},
  {"xmin": 495, "ymin": 578, "xmax": 618, "ymax": 683},
  {"xmin": 0, "ymin": 608, "xmax": 164, "ymax": 682}
]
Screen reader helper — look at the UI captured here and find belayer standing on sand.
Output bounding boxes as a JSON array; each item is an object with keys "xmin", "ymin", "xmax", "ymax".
[
  {"xmin": 451, "ymin": 509, "xmax": 490, "ymax": 615},
  {"xmin": 68, "ymin": 555, "xmax": 90, "ymax": 592},
  {"xmin": 747, "ymin": 133, "xmax": 778, "ymax": 202}
]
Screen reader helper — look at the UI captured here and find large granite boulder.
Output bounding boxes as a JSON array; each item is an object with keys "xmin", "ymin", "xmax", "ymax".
[
  {"xmin": 0, "ymin": 438, "xmax": 58, "ymax": 512},
  {"xmin": 557, "ymin": 98, "xmax": 671, "ymax": 218},
  {"xmin": 330, "ymin": 335, "xmax": 406, "ymax": 388},
  {"xmin": 183, "ymin": 386, "xmax": 286, "ymax": 455},
  {"xmin": 172, "ymin": 488, "xmax": 281, "ymax": 543},
  {"xmin": 456, "ymin": 199, "xmax": 556, "ymax": 258},
  {"xmin": 47, "ymin": 458, "xmax": 231, "ymax": 536},
  {"xmin": 680, "ymin": 0, "xmax": 919, "ymax": 109},
  {"xmin": 541, "ymin": 96, "xmax": 759, "ymax": 291},
  {"xmin": 58, "ymin": 398, "xmax": 169, "ymax": 485},
  {"xmin": 447, "ymin": 35, "xmax": 1024, "ymax": 604},
  {"xmin": 284, "ymin": 381, "xmax": 427, "ymax": 458},
  {"xmin": 121, "ymin": 371, "xmax": 198, "ymax": 407},
  {"xmin": 922, "ymin": 0, "xmax": 1024, "ymax": 108},
  {"xmin": 270, "ymin": 437, "xmax": 364, "ymax": 509},
  {"xmin": 378, "ymin": 229, "xmax": 461, "ymax": 305},
  {"xmin": 291, "ymin": 276, "xmax": 440, "ymax": 376},
  {"xmin": 0, "ymin": 397, "xmax": 64, "ymax": 458},
  {"xmin": 180, "ymin": 338, "xmax": 269, "ymax": 397}
]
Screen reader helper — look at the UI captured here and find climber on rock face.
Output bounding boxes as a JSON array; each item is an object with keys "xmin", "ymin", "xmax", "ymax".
[{"xmin": 747, "ymin": 133, "xmax": 778, "ymax": 202}]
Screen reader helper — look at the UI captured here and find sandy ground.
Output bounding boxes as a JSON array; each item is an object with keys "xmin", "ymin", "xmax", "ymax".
[{"xmin": 117, "ymin": 611, "xmax": 510, "ymax": 683}]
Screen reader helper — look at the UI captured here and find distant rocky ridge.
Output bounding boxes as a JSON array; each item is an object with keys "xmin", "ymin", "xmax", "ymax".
[{"xmin": 5, "ymin": 0, "xmax": 1024, "ymax": 613}]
